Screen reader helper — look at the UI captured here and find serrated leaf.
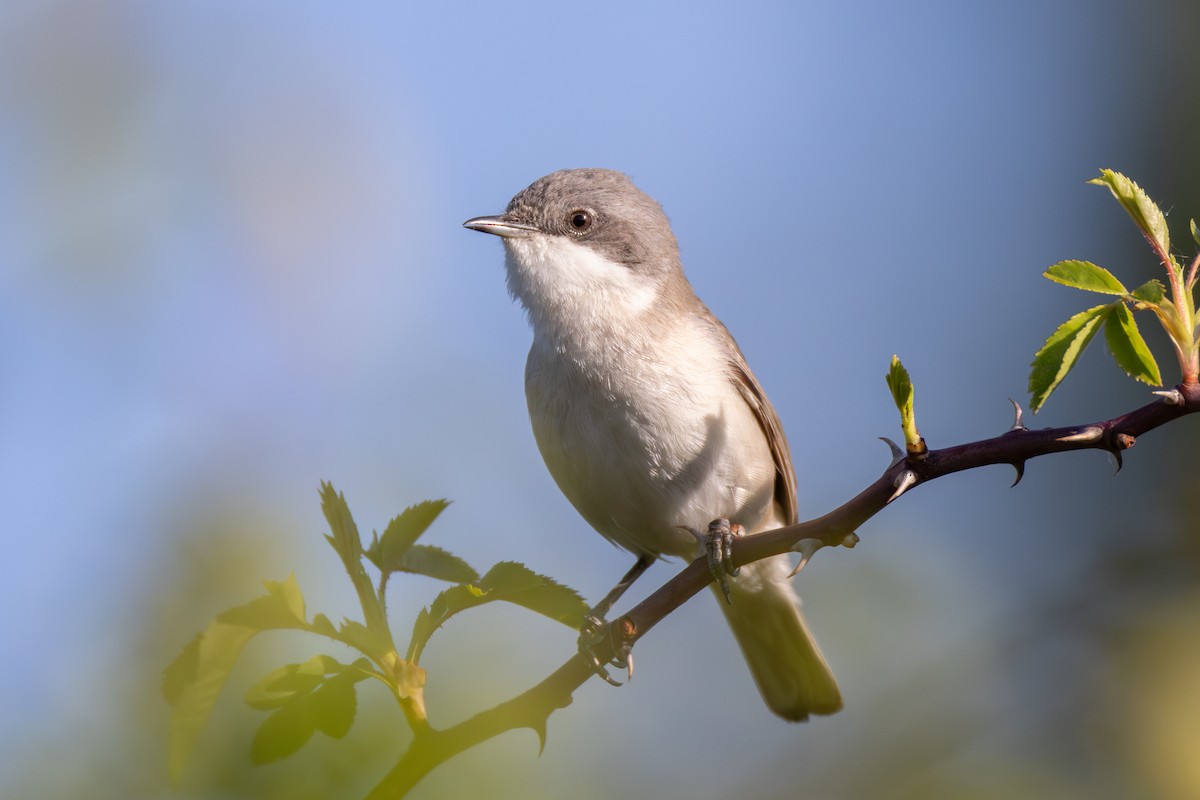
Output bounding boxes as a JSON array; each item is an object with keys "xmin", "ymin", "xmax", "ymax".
[
  {"xmin": 408, "ymin": 585, "xmax": 483, "ymax": 661},
  {"xmin": 162, "ymin": 633, "xmax": 201, "ymax": 705},
  {"xmin": 1130, "ymin": 279, "xmax": 1166, "ymax": 304},
  {"xmin": 476, "ymin": 562, "xmax": 589, "ymax": 626},
  {"xmin": 166, "ymin": 622, "xmax": 259, "ymax": 784},
  {"xmin": 250, "ymin": 692, "xmax": 318, "ymax": 765},
  {"xmin": 366, "ymin": 500, "xmax": 451, "ymax": 572},
  {"xmin": 334, "ymin": 619, "xmax": 394, "ymax": 661},
  {"xmin": 407, "ymin": 562, "xmax": 587, "ymax": 662},
  {"xmin": 1028, "ymin": 304, "xmax": 1110, "ymax": 412},
  {"xmin": 388, "ymin": 544, "xmax": 479, "ymax": 584},
  {"xmin": 884, "ymin": 355, "xmax": 919, "ymax": 450},
  {"xmin": 249, "ymin": 660, "xmax": 369, "ymax": 763},
  {"xmin": 319, "ymin": 482, "xmax": 387, "ymax": 636},
  {"xmin": 166, "ymin": 575, "xmax": 330, "ymax": 783},
  {"xmin": 310, "ymin": 670, "xmax": 360, "ymax": 738},
  {"xmin": 216, "ymin": 575, "xmax": 309, "ymax": 631},
  {"xmin": 1104, "ymin": 303, "xmax": 1162, "ymax": 386},
  {"xmin": 309, "ymin": 613, "xmax": 337, "ymax": 638},
  {"xmin": 321, "ymin": 482, "xmax": 363, "ymax": 561},
  {"xmin": 1089, "ymin": 169, "xmax": 1171, "ymax": 257},
  {"xmin": 1044, "ymin": 260, "xmax": 1127, "ymax": 294},
  {"xmin": 244, "ymin": 655, "xmax": 351, "ymax": 710},
  {"xmin": 885, "ymin": 355, "xmax": 912, "ymax": 417}
]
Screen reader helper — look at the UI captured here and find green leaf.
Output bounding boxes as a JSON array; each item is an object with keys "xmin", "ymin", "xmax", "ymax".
[
  {"xmin": 884, "ymin": 355, "xmax": 920, "ymax": 450},
  {"xmin": 408, "ymin": 562, "xmax": 587, "ymax": 662},
  {"xmin": 248, "ymin": 660, "xmax": 370, "ymax": 764},
  {"xmin": 162, "ymin": 633, "xmax": 201, "ymax": 706},
  {"xmin": 1028, "ymin": 303, "xmax": 1110, "ymax": 412},
  {"xmin": 1130, "ymin": 279, "xmax": 1166, "ymax": 304},
  {"xmin": 1191, "ymin": 218, "xmax": 1199, "ymax": 247},
  {"xmin": 309, "ymin": 613, "xmax": 338, "ymax": 638},
  {"xmin": 309, "ymin": 670, "xmax": 360, "ymax": 738},
  {"xmin": 885, "ymin": 355, "xmax": 912, "ymax": 419},
  {"xmin": 409, "ymin": 585, "xmax": 483, "ymax": 662},
  {"xmin": 1089, "ymin": 169, "xmax": 1171, "ymax": 257},
  {"xmin": 244, "ymin": 655, "xmax": 352, "ymax": 710},
  {"xmin": 1043, "ymin": 260, "xmax": 1127, "ymax": 294},
  {"xmin": 366, "ymin": 500, "xmax": 451, "ymax": 572},
  {"xmin": 250, "ymin": 692, "xmax": 318, "ymax": 765},
  {"xmin": 321, "ymin": 482, "xmax": 362, "ymax": 562},
  {"xmin": 479, "ymin": 562, "xmax": 588, "ymax": 625},
  {"xmin": 386, "ymin": 544, "xmax": 479, "ymax": 584},
  {"xmin": 1104, "ymin": 303, "xmax": 1162, "ymax": 386},
  {"xmin": 334, "ymin": 619, "xmax": 394, "ymax": 662},
  {"xmin": 216, "ymin": 574, "xmax": 309, "ymax": 631},
  {"xmin": 320, "ymin": 482, "xmax": 388, "ymax": 636},
  {"xmin": 166, "ymin": 622, "xmax": 260, "ymax": 784}
]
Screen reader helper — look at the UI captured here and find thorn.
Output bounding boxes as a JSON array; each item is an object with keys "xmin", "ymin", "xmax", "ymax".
[
  {"xmin": 1153, "ymin": 388, "xmax": 1184, "ymax": 405},
  {"xmin": 1010, "ymin": 460, "xmax": 1026, "ymax": 487},
  {"xmin": 1109, "ymin": 447, "xmax": 1124, "ymax": 474},
  {"xmin": 1056, "ymin": 426, "xmax": 1103, "ymax": 443},
  {"xmin": 879, "ymin": 437, "xmax": 905, "ymax": 465},
  {"xmin": 1008, "ymin": 398, "xmax": 1026, "ymax": 431},
  {"xmin": 788, "ymin": 538, "xmax": 823, "ymax": 577},
  {"xmin": 534, "ymin": 720, "xmax": 548, "ymax": 755},
  {"xmin": 888, "ymin": 469, "xmax": 918, "ymax": 503}
]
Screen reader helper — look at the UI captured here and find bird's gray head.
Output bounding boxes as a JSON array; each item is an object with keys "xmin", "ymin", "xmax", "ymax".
[{"xmin": 464, "ymin": 169, "xmax": 692, "ymax": 334}]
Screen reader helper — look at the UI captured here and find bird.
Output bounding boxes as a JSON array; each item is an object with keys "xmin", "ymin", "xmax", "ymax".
[{"xmin": 463, "ymin": 168, "xmax": 841, "ymax": 721}]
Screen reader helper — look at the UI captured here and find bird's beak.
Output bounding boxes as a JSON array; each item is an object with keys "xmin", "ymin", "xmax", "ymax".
[{"xmin": 462, "ymin": 215, "xmax": 540, "ymax": 239}]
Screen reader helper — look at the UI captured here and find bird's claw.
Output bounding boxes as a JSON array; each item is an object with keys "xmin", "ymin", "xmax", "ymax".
[
  {"xmin": 578, "ymin": 614, "xmax": 632, "ymax": 686},
  {"xmin": 684, "ymin": 517, "xmax": 744, "ymax": 605}
]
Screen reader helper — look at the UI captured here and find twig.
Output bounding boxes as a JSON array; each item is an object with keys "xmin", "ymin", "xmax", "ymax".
[{"xmin": 366, "ymin": 384, "xmax": 1200, "ymax": 798}]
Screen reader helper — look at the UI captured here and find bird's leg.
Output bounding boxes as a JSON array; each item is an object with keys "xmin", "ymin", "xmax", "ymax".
[
  {"xmin": 579, "ymin": 554, "xmax": 654, "ymax": 686},
  {"xmin": 684, "ymin": 517, "xmax": 743, "ymax": 604}
]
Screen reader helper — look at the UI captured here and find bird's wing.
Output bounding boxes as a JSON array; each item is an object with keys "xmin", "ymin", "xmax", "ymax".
[
  {"xmin": 728, "ymin": 352, "xmax": 798, "ymax": 525},
  {"xmin": 695, "ymin": 310, "xmax": 798, "ymax": 525}
]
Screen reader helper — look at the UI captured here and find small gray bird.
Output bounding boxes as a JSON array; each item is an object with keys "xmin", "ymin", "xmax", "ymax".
[{"xmin": 464, "ymin": 169, "xmax": 841, "ymax": 720}]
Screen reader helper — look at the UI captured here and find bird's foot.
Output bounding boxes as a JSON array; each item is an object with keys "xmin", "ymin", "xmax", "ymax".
[
  {"xmin": 578, "ymin": 614, "xmax": 633, "ymax": 686},
  {"xmin": 684, "ymin": 517, "xmax": 744, "ymax": 605}
]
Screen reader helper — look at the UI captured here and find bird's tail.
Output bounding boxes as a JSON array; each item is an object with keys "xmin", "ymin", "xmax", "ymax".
[{"xmin": 713, "ymin": 553, "xmax": 842, "ymax": 721}]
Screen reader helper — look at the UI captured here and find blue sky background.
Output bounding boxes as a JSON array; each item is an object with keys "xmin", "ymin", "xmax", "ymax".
[{"xmin": 3, "ymin": 2, "xmax": 1200, "ymax": 797}]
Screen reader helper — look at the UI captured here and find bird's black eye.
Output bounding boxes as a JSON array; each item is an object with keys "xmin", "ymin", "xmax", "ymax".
[{"xmin": 567, "ymin": 209, "xmax": 593, "ymax": 233}]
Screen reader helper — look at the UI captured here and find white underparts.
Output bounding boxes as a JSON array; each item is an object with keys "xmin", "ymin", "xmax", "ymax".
[{"xmin": 504, "ymin": 235, "xmax": 659, "ymax": 334}]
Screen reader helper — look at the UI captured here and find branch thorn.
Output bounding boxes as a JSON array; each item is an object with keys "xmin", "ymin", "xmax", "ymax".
[
  {"xmin": 1153, "ymin": 388, "xmax": 1184, "ymax": 405},
  {"xmin": 888, "ymin": 469, "xmax": 918, "ymax": 503},
  {"xmin": 788, "ymin": 538, "xmax": 824, "ymax": 578},
  {"xmin": 1008, "ymin": 398, "xmax": 1027, "ymax": 431},
  {"xmin": 1009, "ymin": 460, "xmax": 1026, "ymax": 487},
  {"xmin": 879, "ymin": 437, "xmax": 905, "ymax": 465},
  {"xmin": 1056, "ymin": 426, "xmax": 1103, "ymax": 443}
]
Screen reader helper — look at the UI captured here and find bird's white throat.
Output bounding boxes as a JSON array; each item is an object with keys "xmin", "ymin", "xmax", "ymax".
[{"xmin": 503, "ymin": 234, "xmax": 660, "ymax": 340}]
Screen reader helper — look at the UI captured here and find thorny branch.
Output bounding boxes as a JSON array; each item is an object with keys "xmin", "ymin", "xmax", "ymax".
[{"xmin": 367, "ymin": 383, "xmax": 1200, "ymax": 799}]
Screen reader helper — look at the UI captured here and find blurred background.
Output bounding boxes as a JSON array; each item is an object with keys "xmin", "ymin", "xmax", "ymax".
[{"xmin": 3, "ymin": 1, "xmax": 1200, "ymax": 798}]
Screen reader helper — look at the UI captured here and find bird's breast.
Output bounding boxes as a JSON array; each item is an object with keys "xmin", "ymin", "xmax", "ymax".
[{"xmin": 523, "ymin": 324, "xmax": 775, "ymax": 559}]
